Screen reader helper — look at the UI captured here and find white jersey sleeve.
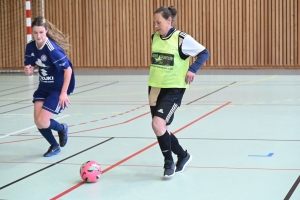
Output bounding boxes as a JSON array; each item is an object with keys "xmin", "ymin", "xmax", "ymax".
[{"xmin": 181, "ymin": 34, "xmax": 206, "ymax": 57}]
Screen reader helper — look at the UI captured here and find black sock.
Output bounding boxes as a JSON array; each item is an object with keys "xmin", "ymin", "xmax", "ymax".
[
  {"xmin": 48, "ymin": 119, "xmax": 64, "ymax": 132},
  {"xmin": 170, "ymin": 133, "xmax": 186, "ymax": 158},
  {"xmin": 157, "ymin": 131, "xmax": 173, "ymax": 161},
  {"xmin": 38, "ymin": 128, "xmax": 59, "ymax": 146}
]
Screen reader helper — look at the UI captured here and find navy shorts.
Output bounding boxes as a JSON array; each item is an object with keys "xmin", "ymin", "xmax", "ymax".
[
  {"xmin": 148, "ymin": 86, "xmax": 185, "ymax": 125},
  {"xmin": 32, "ymin": 88, "xmax": 64, "ymax": 114}
]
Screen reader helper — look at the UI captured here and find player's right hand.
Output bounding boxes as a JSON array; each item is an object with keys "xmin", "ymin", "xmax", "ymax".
[{"xmin": 24, "ymin": 65, "xmax": 33, "ymax": 75}]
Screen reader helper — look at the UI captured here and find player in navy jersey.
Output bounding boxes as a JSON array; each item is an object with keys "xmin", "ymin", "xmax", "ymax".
[
  {"xmin": 148, "ymin": 6, "xmax": 210, "ymax": 177},
  {"xmin": 24, "ymin": 16, "xmax": 75, "ymax": 157}
]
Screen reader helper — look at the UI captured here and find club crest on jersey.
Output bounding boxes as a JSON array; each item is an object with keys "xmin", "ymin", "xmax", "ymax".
[{"xmin": 41, "ymin": 55, "xmax": 47, "ymax": 62}]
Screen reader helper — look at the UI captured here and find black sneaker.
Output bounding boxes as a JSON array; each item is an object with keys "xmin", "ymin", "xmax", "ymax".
[
  {"xmin": 175, "ymin": 151, "xmax": 192, "ymax": 173},
  {"xmin": 44, "ymin": 145, "xmax": 61, "ymax": 157},
  {"xmin": 58, "ymin": 123, "xmax": 68, "ymax": 147},
  {"xmin": 163, "ymin": 160, "xmax": 176, "ymax": 177}
]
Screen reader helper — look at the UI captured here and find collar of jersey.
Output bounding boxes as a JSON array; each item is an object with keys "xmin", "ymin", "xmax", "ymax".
[
  {"xmin": 160, "ymin": 28, "xmax": 176, "ymax": 40},
  {"xmin": 36, "ymin": 37, "xmax": 48, "ymax": 50}
]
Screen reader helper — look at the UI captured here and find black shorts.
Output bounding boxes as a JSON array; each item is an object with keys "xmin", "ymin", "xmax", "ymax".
[{"xmin": 148, "ymin": 86, "xmax": 186, "ymax": 125}]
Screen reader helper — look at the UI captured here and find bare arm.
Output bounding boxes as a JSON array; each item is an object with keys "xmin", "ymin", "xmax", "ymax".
[{"xmin": 59, "ymin": 66, "xmax": 72, "ymax": 109}]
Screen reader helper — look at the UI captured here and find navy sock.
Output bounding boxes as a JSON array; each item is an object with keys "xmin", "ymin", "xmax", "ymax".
[
  {"xmin": 157, "ymin": 131, "xmax": 173, "ymax": 161},
  {"xmin": 170, "ymin": 133, "xmax": 186, "ymax": 158},
  {"xmin": 48, "ymin": 119, "xmax": 64, "ymax": 132},
  {"xmin": 38, "ymin": 128, "xmax": 59, "ymax": 146}
]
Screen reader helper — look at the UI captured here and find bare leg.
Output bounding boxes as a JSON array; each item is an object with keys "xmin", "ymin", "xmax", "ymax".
[{"xmin": 34, "ymin": 101, "xmax": 53, "ymax": 128}]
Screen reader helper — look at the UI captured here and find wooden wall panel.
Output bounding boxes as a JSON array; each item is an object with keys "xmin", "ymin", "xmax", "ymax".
[
  {"xmin": 0, "ymin": 0, "xmax": 25, "ymax": 70},
  {"xmin": 0, "ymin": 0, "xmax": 299, "ymax": 70}
]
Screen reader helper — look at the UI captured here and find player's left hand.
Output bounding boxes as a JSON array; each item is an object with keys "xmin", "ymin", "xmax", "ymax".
[
  {"xmin": 185, "ymin": 71, "xmax": 195, "ymax": 84},
  {"xmin": 59, "ymin": 92, "xmax": 70, "ymax": 109}
]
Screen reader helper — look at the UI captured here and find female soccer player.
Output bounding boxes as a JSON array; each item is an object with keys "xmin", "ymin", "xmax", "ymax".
[
  {"xmin": 148, "ymin": 6, "xmax": 210, "ymax": 177},
  {"xmin": 24, "ymin": 16, "xmax": 75, "ymax": 157}
]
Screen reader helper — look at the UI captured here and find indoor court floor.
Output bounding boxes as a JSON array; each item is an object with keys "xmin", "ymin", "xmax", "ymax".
[{"xmin": 0, "ymin": 69, "xmax": 299, "ymax": 200}]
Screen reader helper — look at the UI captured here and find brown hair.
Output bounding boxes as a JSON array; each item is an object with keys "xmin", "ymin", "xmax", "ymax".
[
  {"xmin": 154, "ymin": 6, "xmax": 177, "ymax": 26},
  {"xmin": 31, "ymin": 16, "xmax": 71, "ymax": 54}
]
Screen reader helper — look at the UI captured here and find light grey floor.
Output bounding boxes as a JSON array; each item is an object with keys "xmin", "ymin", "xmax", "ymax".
[{"xmin": 0, "ymin": 69, "xmax": 299, "ymax": 200}]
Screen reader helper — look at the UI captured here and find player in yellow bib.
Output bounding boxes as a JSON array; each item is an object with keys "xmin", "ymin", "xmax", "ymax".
[{"xmin": 148, "ymin": 6, "xmax": 210, "ymax": 177}]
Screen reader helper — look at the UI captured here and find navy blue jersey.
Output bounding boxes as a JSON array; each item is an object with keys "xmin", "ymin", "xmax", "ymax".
[{"xmin": 24, "ymin": 38, "xmax": 75, "ymax": 94}]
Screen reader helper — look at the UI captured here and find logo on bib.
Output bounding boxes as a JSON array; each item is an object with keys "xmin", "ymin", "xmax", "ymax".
[{"xmin": 151, "ymin": 53, "xmax": 174, "ymax": 66}]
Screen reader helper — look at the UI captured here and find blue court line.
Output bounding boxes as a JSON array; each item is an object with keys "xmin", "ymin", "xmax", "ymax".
[{"xmin": 248, "ymin": 153, "xmax": 274, "ymax": 157}]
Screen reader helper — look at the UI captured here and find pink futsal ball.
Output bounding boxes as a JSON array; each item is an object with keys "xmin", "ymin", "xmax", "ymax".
[{"xmin": 80, "ymin": 160, "xmax": 101, "ymax": 183}]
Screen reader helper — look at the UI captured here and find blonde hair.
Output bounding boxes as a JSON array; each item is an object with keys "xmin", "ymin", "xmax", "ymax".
[{"xmin": 31, "ymin": 16, "xmax": 71, "ymax": 54}]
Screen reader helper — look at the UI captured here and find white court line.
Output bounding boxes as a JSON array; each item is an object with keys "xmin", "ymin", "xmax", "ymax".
[
  {"xmin": 0, "ymin": 115, "xmax": 70, "ymax": 139},
  {"xmin": 0, "ymin": 114, "xmax": 33, "ymax": 116}
]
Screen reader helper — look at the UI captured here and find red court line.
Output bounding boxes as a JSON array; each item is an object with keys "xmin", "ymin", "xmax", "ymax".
[
  {"xmin": 0, "ymin": 104, "xmax": 147, "ymax": 143},
  {"xmin": 102, "ymin": 104, "xmax": 147, "ymax": 121},
  {"xmin": 189, "ymin": 166, "xmax": 300, "ymax": 171},
  {"xmin": 0, "ymin": 137, "xmax": 44, "ymax": 144},
  {"xmin": 68, "ymin": 112, "xmax": 150, "ymax": 134},
  {"xmin": 1, "ymin": 161, "xmax": 300, "ymax": 171},
  {"xmin": 17, "ymin": 132, "xmax": 30, "ymax": 135},
  {"xmin": 0, "ymin": 112, "xmax": 150, "ymax": 145},
  {"xmin": 50, "ymin": 102, "xmax": 231, "ymax": 200}
]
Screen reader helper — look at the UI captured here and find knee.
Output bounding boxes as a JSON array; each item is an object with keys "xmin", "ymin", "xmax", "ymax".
[
  {"xmin": 152, "ymin": 117, "xmax": 166, "ymax": 136},
  {"xmin": 34, "ymin": 116, "xmax": 49, "ymax": 129},
  {"xmin": 151, "ymin": 118, "xmax": 159, "ymax": 131}
]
